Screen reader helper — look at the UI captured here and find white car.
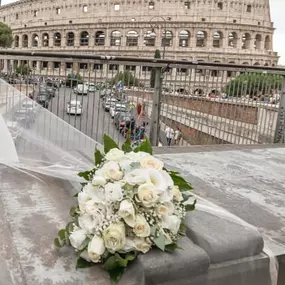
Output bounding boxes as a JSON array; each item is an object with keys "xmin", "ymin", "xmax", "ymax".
[
  {"xmin": 21, "ymin": 100, "xmax": 39, "ymax": 114},
  {"xmin": 87, "ymin": 83, "xmax": 96, "ymax": 92},
  {"xmin": 67, "ymin": 100, "xmax": 83, "ymax": 115},
  {"xmin": 74, "ymin": 84, "xmax": 88, "ymax": 95},
  {"xmin": 110, "ymin": 103, "xmax": 127, "ymax": 118},
  {"xmin": 104, "ymin": 98, "xmax": 118, "ymax": 111}
]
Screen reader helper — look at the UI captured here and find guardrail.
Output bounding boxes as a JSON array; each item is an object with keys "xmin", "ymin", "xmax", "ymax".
[{"xmin": 0, "ymin": 50, "xmax": 285, "ymax": 146}]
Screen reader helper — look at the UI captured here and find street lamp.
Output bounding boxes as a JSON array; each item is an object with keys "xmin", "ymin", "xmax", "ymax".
[{"xmin": 149, "ymin": 16, "xmax": 171, "ymax": 59}]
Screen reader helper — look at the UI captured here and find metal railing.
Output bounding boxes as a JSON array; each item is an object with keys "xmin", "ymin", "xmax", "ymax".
[{"xmin": 0, "ymin": 50, "xmax": 285, "ymax": 147}]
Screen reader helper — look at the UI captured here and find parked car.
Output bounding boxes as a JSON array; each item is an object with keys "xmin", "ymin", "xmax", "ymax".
[
  {"xmin": 87, "ymin": 83, "xmax": 96, "ymax": 93},
  {"xmin": 110, "ymin": 103, "xmax": 128, "ymax": 118},
  {"xmin": 36, "ymin": 94, "xmax": 49, "ymax": 108},
  {"xmin": 103, "ymin": 98, "xmax": 118, "ymax": 111},
  {"xmin": 114, "ymin": 112, "xmax": 133, "ymax": 131},
  {"xmin": 74, "ymin": 84, "xmax": 88, "ymax": 95},
  {"xmin": 67, "ymin": 100, "xmax": 83, "ymax": 115}
]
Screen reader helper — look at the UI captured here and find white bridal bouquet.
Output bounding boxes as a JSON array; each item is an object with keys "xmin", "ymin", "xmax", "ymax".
[{"xmin": 55, "ymin": 135, "xmax": 195, "ymax": 282}]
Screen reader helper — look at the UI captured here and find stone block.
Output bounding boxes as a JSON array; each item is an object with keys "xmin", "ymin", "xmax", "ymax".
[
  {"xmin": 138, "ymin": 237, "xmax": 210, "ymax": 285},
  {"xmin": 185, "ymin": 210, "xmax": 264, "ymax": 263}
]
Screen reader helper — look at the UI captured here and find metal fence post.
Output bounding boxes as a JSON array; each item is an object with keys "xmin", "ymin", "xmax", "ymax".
[
  {"xmin": 274, "ymin": 75, "xmax": 285, "ymax": 143},
  {"xmin": 149, "ymin": 67, "xmax": 162, "ymax": 146}
]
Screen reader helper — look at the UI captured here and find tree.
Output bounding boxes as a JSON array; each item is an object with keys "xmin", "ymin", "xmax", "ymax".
[
  {"xmin": 66, "ymin": 73, "xmax": 83, "ymax": 87},
  {"xmin": 110, "ymin": 70, "xmax": 140, "ymax": 87},
  {"xmin": 150, "ymin": 49, "xmax": 161, "ymax": 88},
  {"xmin": 15, "ymin": 64, "xmax": 32, "ymax": 75},
  {"xmin": 224, "ymin": 73, "xmax": 283, "ymax": 97},
  {"xmin": 0, "ymin": 22, "xmax": 13, "ymax": 48}
]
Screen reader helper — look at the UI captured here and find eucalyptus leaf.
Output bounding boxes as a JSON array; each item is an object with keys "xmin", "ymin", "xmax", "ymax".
[
  {"xmin": 54, "ymin": 237, "xmax": 63, "ymax": 248},
  {"xmin": 73, "ymin": 193, "xmax": 79, "ymax": 198},
  {"xmin": 94, "ymin": 149, "xmax": 104, "ymax": 165},
  {"xmin": 165, "ymin": 243, "xmax": 182, "ymax": 253},
  {"xmin": 115, "ymin": 253, "xmax": 128, "ymax": 267},
  {"xmin": 58, "ymin": 229, "xmax": 66, "ymax": 240},
  {"xmin": 103, "ymin": 255, "xmax": 118, "ymax": 271},
  {"xmin": 104, "ymin": 134, "xmax": 119, "ymax": 154},
  {"xmin": 76, "ymin": 257, "xmax": 94, "ymax": 269},
  {"xmin": 185, "ymin": 199, "xmax": 197, "ymax": 211},
  {"xmin": 109, "ymin": 266, "xmax": 125, "ymax": 283},
  {"xmin": 70, "ymin": 206, "xmax": 79, "ymax": 217},
  {"xmin": 154, "ymin": 233, "xmax": 166, "ymax": 251}
]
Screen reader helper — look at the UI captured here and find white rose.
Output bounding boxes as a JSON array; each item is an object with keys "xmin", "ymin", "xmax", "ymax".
[
  {"xmin": 69, "ymin": 227, "xmax": 87, "ymax": 250},
  {"xmin": 125, "ymin": 169, "xmax": 150, "ymax": 186},
  {"xmin": 120, "ymin": 238, "xmax": 136, "ymax": 253},
  {"xmin": 78, "ymin": 214, "xmax": 100, "ymax": 234},
  {"xmin": 126, "ymin": 151, "xmax": 150, "ymax": 162},
  {"xmin": 141, "ymin": 156, "xmax": 164, "ymax": 170},
  {"xmin": 159, "ymin": 189, "xmax": 174, "ymax": 203},
  {"xmin": 105, "ymin": 182, "xmax": 123, "ymax": 203},
  {"xmin": 92, "ymin": 176, "xmax": 107, "ymax": 186},
  {"xmin": 82, "ymin": 183, "xmax": 97, "ymax": 197},
  {"xmin": 105, "ymin": 148, "xmax": 125, "ymax": 162},
  {"xmin": 161, "ymin": 171, "xmax": 174, "ymax": 188},
  {"xmin": 171, "ymin": 186, "xmax": 183, "ymax": 202},
  {"xmin": 134, "ymin": 237, "xmax": 151, "ymax": 254},
  {"xmin": 103, "ymin": 222, "xmax": 126, "ymax": 253},
  {"xmin": 147, "ymin": 169, "xmax": 167, "ymax": 192},
  {"xmin": 80, "ymin": 250, "xmax": 91, "ymax": 262},
  {"xmin": 156, "ymin": 204, "xmax": 169, "ymax": 216},
  {"xmin": 78, "ymin": 190, "xmax": 91, "ymax": 213},
  {"xmin": 88, "ymin": 236, "xmax": 105, "ymax": 263},
  {"xmin": 118, "ymin": 200, "xmax": 136, "ymax": 227},
  {"xmin": 102, "ymin": 161, "xmax": 124, "ymax": 181},
  {"xmin": 137, "ymin": 183, "xmax": 159, "ymax": 208},
  {"xmin": 162, "ymin": 215, "xmax": 181, "ymax": 234},
  {"xmin": 133, "ymin": 214, "xmax": 150, "ymax": 237},
  {"xmin": 163, "ymin": 201, "xmax": 174, "ymax": 215}
]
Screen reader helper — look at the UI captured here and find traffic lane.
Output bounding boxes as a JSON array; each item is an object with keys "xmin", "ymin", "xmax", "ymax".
[{"xmin": 48, "ymin": 88, "xmax": 125, "ymax": 145}]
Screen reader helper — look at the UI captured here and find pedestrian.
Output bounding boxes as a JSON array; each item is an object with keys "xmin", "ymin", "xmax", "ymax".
[
  {"xmin": 174, "ymin": 128, "xmax": 182, "ymax": 145},
  {"xmin": 165, "ymin": 126, "xmax": 174, "ymax": 146}
]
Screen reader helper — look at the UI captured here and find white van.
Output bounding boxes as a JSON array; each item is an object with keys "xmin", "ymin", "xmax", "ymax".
[{"xmin": 74, "ymin": 84, "xmax": 88, "ymax": 95}]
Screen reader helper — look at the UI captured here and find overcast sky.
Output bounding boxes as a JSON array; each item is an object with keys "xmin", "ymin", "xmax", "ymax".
[{"xmin": 2, "ymin": 0, "xmax": 284, "ymax": 64}]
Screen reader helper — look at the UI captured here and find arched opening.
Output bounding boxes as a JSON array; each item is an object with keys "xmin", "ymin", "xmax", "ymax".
[
  {"xmin": 179, "ymin": 30, "xmax": 190, "ymax": 47},
  {"xmin": 227, "ymin": 61, "xmax": 236, "ymax": 77},
  {"xmin": 264, "ymin": 63, "xmax": 269, "ymax": 67},
  {"xmin": 32, "ymin": 34, "xmax": 39, "ymax": 47},
  {"xmin": 213, "ymin": 31, "xmax": 223, "ymax": 48},
  {"xmin": 144, "ymin": 30, "xmax": 155, "ymax": 46},
  {"xmin": 228, "ymin": 32, "xmax": 237, "ymax": 48},
  {"xmin": 54, "ymin": 32, "xmax": 61, "ymax": 47},
  {"xmin": 162, "ymin": 30, "xmax": 173, "ymax": 47},
  {"xmin": 14, "ymin": 36, "xmax": 19, "ymax": 47},
  {"xmin": 80, "ymin": 31, "xmax": 89, "ymax": 46},
  {"xmin": 254, "ymin": 34, "xmax": 262, "ymax": 50},
  {"xmin": 242, "ymin": 33, "xmax": 251, "ymax": 49},
  {"xmin": 22, "ymin": 34, "xmax": 28, "ymax": 48},
  {"xmin": 196, "ymin": 59, "xmax": 205, "ymax": 74},
  {"xmin": 264, "ymin": 35, "xmax": 271, "ymax": 50},
  {"xmin": 194, "ymin": 88, "xmax": 204, "ymax": 96},
  {"xmin": 253, "ymin": 62, "xmax": 260, "ymax": 66},
  {"xmin": 196, "ymin": 31, "xmax": 207, "ymax": 47},
  {"xmin": 211, "ymin": 61, "xmax": 221, "ymax": 77},
  {"xmin": 95, "ymin": 31, "xmax": 105, "ymax": 46},
  {"xmin": 126, "ymin": 31, "xmax": 138, "ymax": 46},
  {"xmin": 42, "ymin": 33, "xmax": 49, "ymax": 47},
  {"xmin": 66, "ymin": 32, "xmax": 74, "ymax": 46},
  {"xmin": 110, "ymin": 30, "xmax": 121, "ymax": 46}
]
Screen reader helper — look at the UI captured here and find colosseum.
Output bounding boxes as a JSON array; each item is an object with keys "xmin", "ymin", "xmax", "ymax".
[{"xmin": 0, "ymin": 0, "xmax": 280, "ymax": 88}]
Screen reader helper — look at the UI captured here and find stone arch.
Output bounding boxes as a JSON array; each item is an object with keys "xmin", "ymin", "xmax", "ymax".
[
  {"xmin": 228, "ymin": 32, "xmax": 238, "ymax": 48},
  {"xmin": 227, "ymin": 61, "xmax": 236, "ymax": 77},
  {"xmin": 213, "ymin": 31, "xmax": 223, "ymax": 48},
  {"xmin": 66, "ymin": 32, "xmax": 75, "ymax": 46},
  {"xmin": 14, "ymin": 35, "xmax": 19, "ymax": 47},
  {"xmin": 110, "ymin": 30, "xmax": 121, "ymax": 46},
  {"xmin": 196, "ymin": 31, "xmax": 207, "ymax": 47},
  {"xmin": 194, "ymin": 88, "xmax": 204, "ymax": 95},
  {"xmin": 253, "ymin": 62, "xmax": 260, "ymax": 66},
  {"xmin": 264, "ymin": 35, "xmax": 271, "ymax": 50},
  {"xmin": 95, "ymin": 31, "xmax": 105, "ymax": 46},
  {"xmin": 54, "ymin": 32, "xmax": 61, "ymax": 47},
  {"xmin": 254, "ymin": 34, "xmax": 262, "ymax": 50},
  {"xmin": 211, "ymin": 61, "xmax": 221, "ymax": 77},
  {"xmin": 126, "ymin": 30, "xmax": 139, "ymax": 46},
  {"xmin": 32, "ymin": 34, "xmax": 39, "ymax": 47},
  {"xmin": 144, "ymin": 30, "xmax": 155, "ymax": 46},
  {"xmin": 80, "ymin": 31, "xmax": 89, "ymax": 46},
  {"xmin": 242, "ymin": 33, "xmax": 251, "ymax": 49},
  {"xmin": 179, "ymin": 30, "xmax": 190, "ymax": 47},
  {"xmin": 22, "ymin": 34, "xmax": 28, "ymax": 48},
  {"xmin": 162, "ymin": 30, "xmax": 173, "ymax": 47},
  {"xmin": 42, "ymin": 33, "xmax": 49, "ymax": 47}
]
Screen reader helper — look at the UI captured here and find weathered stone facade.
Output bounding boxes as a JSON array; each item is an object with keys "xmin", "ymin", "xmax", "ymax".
[{"xmin": 0, "ymin": 0, "xmax": 279, "ymax": 66}]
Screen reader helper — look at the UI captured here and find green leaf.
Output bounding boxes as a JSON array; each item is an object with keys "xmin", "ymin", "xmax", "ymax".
[
  {"xmin": 69, "ymin": 206, "xmax": 78, "ymax": 217},
  {"xmin": 122, "ymin": 137, "xmax": 132, "ymax": 153},
  {"xmin": 154, "ymin": 233, "xmax": 166, "ymax": 251},
  {"xmin": 103, "ymin": 255, "xmax": 118, "ymax": 271},
  {"xmin": 169, "ymin": 171, "xmax": 193, "ymax": 192},
  {"xmin": 66, "ymin": 222, "xmax": 74, "ymax": 234},
  {"xmin": 185, "ymin": 199, "xmax": 197, "ymax": 211},
  {"xmin": 94, "ymin": 149, "xmax": 104, "ymax": 165},
  {"xmin": 109, "ymin": 266, "xmax": 125, "ymax": 283},
  {"xmin": 165, "ymin": 243, "xmax": 182, "ymax": 253},
  {"xmin": 76, "ymin": 257, "xmax": 94, "ymax": 269},
  {"xmin": 78, "ymin": 171, "xmax": 91, "ymax": 181},
  {"xmin": 179, "ymin": 224, "xmax": 186, "ymax": 232},
  {"xmin": 125, "ymin": 251, "xmax": 137, "ymax": 261},
  {"xmin": 58, "ymin": 229, "xmax": 66, "ymax": 240},
  {"xmin": 104, "ymin": 134, "xmax": 119, "ymax": 154},
  {"xmin": 115, "ymin": 253, "xmax": 128, "ymax": 267},
  {"xmin": 73, "ymin": 193, "xmax": 79, "ymax": 198},
  {"xmin": 134, "ymin": 137, "xmax": 152, "ymax": 154},
  {"xmin": 54, "ymin": 237, "xmax": 63, "ymax": 248}
]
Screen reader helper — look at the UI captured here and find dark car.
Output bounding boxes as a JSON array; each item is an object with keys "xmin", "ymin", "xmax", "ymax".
[
  {"xmin": 36, "ymin": 94, "xmax": 49, "ymax": 108},
  {"xmin": 14, "ymin": 109, "xmax": 35, "ymax": 128},
  {"xmin": 114, "ymin": 112, "xmax": 133, "ymax": 131}
]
